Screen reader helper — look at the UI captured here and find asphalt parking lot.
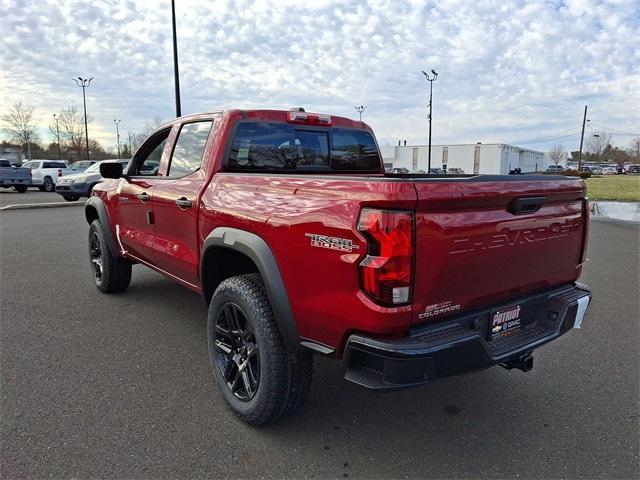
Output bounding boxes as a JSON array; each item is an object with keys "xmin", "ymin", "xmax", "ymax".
[{"xmin": 1, "ymin": 208, "xmax": 638, "ymax": 479}]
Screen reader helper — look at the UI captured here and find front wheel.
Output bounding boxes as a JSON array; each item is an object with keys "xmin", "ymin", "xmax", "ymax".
[
  {"xmin": 208, "ymin": 274, "xmax": 313, "ymax": 425},
  {"xmin": 88, "ymin": 220, "xmax": 132, "ymax": 293}
]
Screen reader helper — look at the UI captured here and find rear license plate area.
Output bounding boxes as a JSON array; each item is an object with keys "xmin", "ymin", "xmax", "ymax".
[{"xmin": 489, "ymin": 304, "xmax": 523, "ymax": 340}]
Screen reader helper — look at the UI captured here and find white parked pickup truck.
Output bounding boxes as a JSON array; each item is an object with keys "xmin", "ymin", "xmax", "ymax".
[{"xmin": 21, "ymin": 160, "xmax": 73, "ymax": 192}]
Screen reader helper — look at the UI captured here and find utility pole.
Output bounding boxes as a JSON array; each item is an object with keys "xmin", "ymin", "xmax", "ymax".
[
  {"xmin": 52, "ymin": 113, "xmax": 62, "ymax": 160},
  {"xmin": 577, "ymin": 105, "xmax": 588, "ymax": 170},
  {"xmin": 171, "ymin": 0, "xmax": 182, "ymax": 117},
  {"xmin": 73, "ymin": 76, "xmax": 93, "ymax": 161},
  {"xmin": 354, "ymin": 105, "xmax": 366, "ymax": 121},
  {"xmin": 422, "ymin": 69, "xmax": 438, "ymax": 172},
  {"xmin": 113, "ymin": 119, "xmax": 122, "ymax": 160},
  {"xmin": 128, "ymin": 130, "xmax": 133, "ymax": 155}
]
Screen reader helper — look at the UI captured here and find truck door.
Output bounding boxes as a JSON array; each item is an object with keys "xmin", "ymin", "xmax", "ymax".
[
  {"xmin": 151, "ymin": 120, "xmax": 213, "ymax": 287},
  {"xmin": 116, "ymin": 129, "xmax": 170, "ymax": 263}
]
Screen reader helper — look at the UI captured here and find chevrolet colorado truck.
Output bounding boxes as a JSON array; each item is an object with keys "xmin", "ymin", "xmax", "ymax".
[{"xmin": 85, "ymin": 109, "xmax": 592, "ymax": 424}]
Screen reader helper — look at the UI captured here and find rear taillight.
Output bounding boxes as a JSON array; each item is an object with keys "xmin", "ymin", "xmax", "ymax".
[
  {"xmin": 357, "ymin": 209, "xmax": 414, "ymax": 306},
  {"xmin": 57, "ymin": 169, "xmax": 63, "ymax": 177}
]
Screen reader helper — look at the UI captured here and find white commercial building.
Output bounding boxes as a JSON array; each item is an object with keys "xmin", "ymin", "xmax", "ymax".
[{"xmin": 380, "ymin": 143, "xmax": 546, "ymax": 175}]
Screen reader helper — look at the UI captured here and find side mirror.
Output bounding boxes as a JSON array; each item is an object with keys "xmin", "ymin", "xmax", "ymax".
[{"xmin": 100, "ymin": 162, "xmax": 124, "ymax": 179}]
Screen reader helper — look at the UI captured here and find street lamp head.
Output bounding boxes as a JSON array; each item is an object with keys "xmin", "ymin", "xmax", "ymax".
[{"xmin": 431, "ymin": 69, "xmax": 437, "ymax": 75}]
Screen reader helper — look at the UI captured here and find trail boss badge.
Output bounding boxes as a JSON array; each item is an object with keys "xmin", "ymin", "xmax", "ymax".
[{"xmin": 305, "ymin": 233, "xmax": 360, "ymax": 252}]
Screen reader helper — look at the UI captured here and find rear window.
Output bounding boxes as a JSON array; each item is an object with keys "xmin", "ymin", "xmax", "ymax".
[
  {"xmin": 227, "ymin": 122, "xmax": 380, "ymax": 172},
  {"xmin": 44, "ymin": 162, "xmax": 66, "ymax": 169},
  {"xmin": 0, "ymin": 160, "xmax": 11, "ymax": 167}
]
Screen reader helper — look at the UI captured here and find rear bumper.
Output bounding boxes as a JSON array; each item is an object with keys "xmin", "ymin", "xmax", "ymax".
[
  {"xmin": 1, "ymin": 179, "xmax": 29, "ymax": 187},
  {"xmin": 343, "ymin": 283, "xmax": 591, "ymax": 390}
]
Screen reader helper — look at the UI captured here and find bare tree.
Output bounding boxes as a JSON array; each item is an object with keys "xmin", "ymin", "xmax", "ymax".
[
  {"xmin": 1, "ymin": 101, "xmax": 38, "ymax": 160},
  {"xmin": 131, "ymin": 115, "xmax": 164, "ymax": 151},
  {"xmin": 549, "ymin": 144, "xmax": 565, "ymax": 166},
  {"xmin": 50, "ymin": 106, "xmax": 90, "ymax": 158},
  {"xmin": 585, "ymin": 131, "xmax": 612, "ymax": 163}
]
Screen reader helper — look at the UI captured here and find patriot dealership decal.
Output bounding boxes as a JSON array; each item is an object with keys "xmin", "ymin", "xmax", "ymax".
[{"xmin": 491, "ymin": 305, "xmax": 522, "ymax": 334}]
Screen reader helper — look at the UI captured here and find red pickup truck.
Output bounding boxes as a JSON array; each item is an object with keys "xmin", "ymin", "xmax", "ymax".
[{"xmin": 85, "ymin": 108, "xmax": 592, "ymax": 424}]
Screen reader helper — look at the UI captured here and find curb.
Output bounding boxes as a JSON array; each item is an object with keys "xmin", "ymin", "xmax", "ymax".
[{"xmin": 0, "ymin": 201, "xmax": 84, "ymax": 211}]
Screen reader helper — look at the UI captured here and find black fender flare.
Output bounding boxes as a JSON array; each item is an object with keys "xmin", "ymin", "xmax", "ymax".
[
  {"xmin": 85, "ymin": 196, "xmax": 118, "ymax": 255},
  {"xmin": 201, "ymin": 227, "xmax": 300, "ymax": 350}
]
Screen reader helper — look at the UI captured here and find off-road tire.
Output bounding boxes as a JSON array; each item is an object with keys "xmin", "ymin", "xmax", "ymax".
[
  {"xmin": 208, "ymin": 273, "xmax": 313, "ymax": 425},
  {"xmin": 43, "ymin": 177, "xmax": 55, "ymax": 192},
  {"xmin": 14, "ymin": 185, "xmax": 27, "ymax": 193},
  {"xmin": 88, "ymin": 219, "xmax": 131, "ymax": 293}
]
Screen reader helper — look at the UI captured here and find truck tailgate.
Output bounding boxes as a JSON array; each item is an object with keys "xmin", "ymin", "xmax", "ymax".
[{"xmin": 412, "ymin": 177, "xmax": 587, "ymax": 324}]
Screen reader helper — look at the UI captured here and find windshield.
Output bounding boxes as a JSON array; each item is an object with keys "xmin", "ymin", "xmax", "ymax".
[
  {"xmin": 70, "ymin": 161, "xmax": 91, "ymax": 171},
  {"xmin": 85, "ymin": 163, "xmax": 102, "ymax": 173}
]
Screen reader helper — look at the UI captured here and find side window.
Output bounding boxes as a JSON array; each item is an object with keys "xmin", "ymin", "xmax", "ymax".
[
  {"xmin": 167, "ymin": 121, "xmax": 212, "ymax": 178},
  {"xmin": 132, "ymin": 130, "xmax": 170, "ymax": 176}
]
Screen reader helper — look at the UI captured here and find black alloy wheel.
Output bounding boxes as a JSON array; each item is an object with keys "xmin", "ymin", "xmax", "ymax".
[
  {"xmin": 89, "ymin": 231, "xmax": 103, "ymax": 284},
  {"xmin": 214, "ymin": 302, "xmax": 260, "ymax": 401}
]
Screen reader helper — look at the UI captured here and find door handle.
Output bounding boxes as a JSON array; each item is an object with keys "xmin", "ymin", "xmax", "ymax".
[
  {"xmin": 137, "ymin": 192, "xmax": 151, "ymax": 203},
  {"xmin": 175, "ymin": 197, "xmax": 192, "ymax": 209}
]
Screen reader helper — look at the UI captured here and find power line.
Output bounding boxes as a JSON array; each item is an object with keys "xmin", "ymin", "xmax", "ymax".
[
  {"xmin": 511, "ymin": 131, "xmax": 580, "ymax": 145},
  {"xmin": 589, "ymin": 125, "xmax": 640, "ymax": 136}
]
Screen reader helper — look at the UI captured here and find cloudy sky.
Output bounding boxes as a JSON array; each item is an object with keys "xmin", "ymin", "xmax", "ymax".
[{"xmin": 1, "ymin": 0, "xmax": 638, "ymax": 153}]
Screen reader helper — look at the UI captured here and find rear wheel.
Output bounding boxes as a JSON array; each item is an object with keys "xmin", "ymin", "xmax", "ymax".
[
  {"xmin": 37, "ymin": 185, "xmax": 45, "ymax": 192},
  {"xmin": 88, "ymin": 219, "xmax": 132, "ymax": 293},
  {"xmin": 208, "ymin": 274, "xmax": 313, "ymax": 425},
  {"xmin": 13, "ymin": 185, "xmax": 27, "ymax": 193},
  {"xmin": 43, "ymin": 177, "xmax": 54, "ymax": 192}
]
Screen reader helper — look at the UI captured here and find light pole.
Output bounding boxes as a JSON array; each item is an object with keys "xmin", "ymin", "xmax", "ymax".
[
  {"xmin": 52, "ymin": 113, "xmax": 61, "ymax": 161},
  {"xmin": 422, "ymin": 69, "xmax": 438, "ymax": 172},
  {"xmin": 354, "ymin": 105, "xmax": 366, "ymax": 121},
  {"xmin": 171, "ymin": 0, "xmax": 182, "ymax": 117},
  {"xmin": 128, "ymin": 130, "xmax": 133, "ymax": 155},
  {"xmin": 73, "ymin": 76, "xmax": 93, "ymax": 161},
  {"xmin": 113, "ymin": 119, "xmax": 122, "ymax": 160}
]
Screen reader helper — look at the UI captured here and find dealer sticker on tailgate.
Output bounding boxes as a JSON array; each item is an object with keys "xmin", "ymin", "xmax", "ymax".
[{"xmin": 490, "ymin": 304, "xmax": 522, "ymax": 338}]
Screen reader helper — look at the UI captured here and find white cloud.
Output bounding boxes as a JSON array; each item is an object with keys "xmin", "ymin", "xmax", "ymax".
[{"xmin": 1, "ymin": 0, "xmax": 638, "ymax": 152}]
